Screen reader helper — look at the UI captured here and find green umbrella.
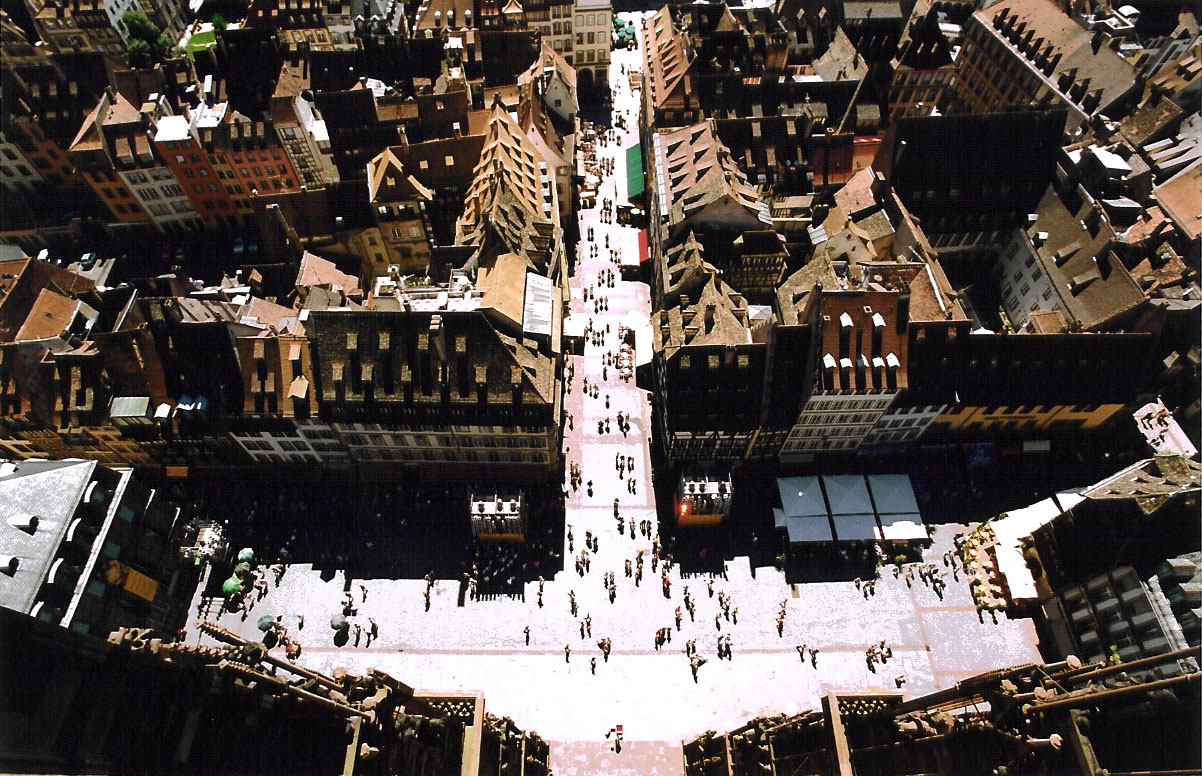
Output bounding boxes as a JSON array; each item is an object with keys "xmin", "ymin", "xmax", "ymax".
[
  {"xmin": 257, "ymin": 614, "xmax": 278, "ymax": 631},
  {"xmin": 237, "ymin": 548, "xmax": 255, "ymax": 563},
  {"xmin": 222, "ymin": 576, "xmax": 243, "ymax": 595}
]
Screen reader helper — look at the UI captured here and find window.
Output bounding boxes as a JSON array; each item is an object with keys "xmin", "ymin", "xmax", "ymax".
[
  {"xmin": 409, "ymin": 225, "xmax": 422, "ymax": 238},
  {"xmin": 175, "ymin": 155, "xmax": 185, "ymax": 163},
  {"xmin": 1031, "ymin": 268, "xmax": 1042, "ymax": 282},
  {"xmin": 445, "ymin": 155, "xmax": 455, "ymax": 167}
]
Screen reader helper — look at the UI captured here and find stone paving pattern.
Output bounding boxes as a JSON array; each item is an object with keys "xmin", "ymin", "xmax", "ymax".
[{"xmin": 194, "ymin": 22, "xmax": 1041, "ymax": 775}]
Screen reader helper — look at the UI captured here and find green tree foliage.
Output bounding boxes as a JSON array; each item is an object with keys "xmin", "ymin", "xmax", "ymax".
[
  {"xmin": 210, "ymin": 13, "xmax": 227, "ymax": 31},
  {"xmin": 121, "ymin": 9, "xmax": 182, "ymax": 69}
]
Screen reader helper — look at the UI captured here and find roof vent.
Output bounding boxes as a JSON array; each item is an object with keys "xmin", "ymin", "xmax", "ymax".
[
  {"xmin": 8, "ymin": 514, "xmax": 38, "ymax": 535},
  {"xmin": 0, "ymin": 555, "xmax": 18, "ymax": 576}
]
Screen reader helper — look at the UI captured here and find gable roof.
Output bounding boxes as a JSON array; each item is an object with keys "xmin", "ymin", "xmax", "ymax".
[
  {"xmin": 643, "ymin": 7, "xmax": 693, "ymax": 112},
  {"xmin": 456, "ymin": 103, "xmax": 556, "ymax": 272},
  {"xmin": 296, "ymin": 252, "xmax": 361, "ymax": 296},
  {"xmin": 653, "ymin": 120, "xmax": 771, "ymax": 233}
]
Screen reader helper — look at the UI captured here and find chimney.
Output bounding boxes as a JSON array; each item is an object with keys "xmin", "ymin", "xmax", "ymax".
[
  {"xmin": 430, "ymin": 314, "xmax": 445, "ymax": 361},
  {"xmin": 897, "ymin": 286, "xmax": 910, "ymax": 330}
]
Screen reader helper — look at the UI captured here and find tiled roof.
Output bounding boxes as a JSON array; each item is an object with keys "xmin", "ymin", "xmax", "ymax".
[
  {"xmin": 812, "ymin": 28, "xmax": 868, "ymax": 81},
  {"xmin": 775, "ymin": 254, "xmax": 840, "ymax": 325},
  {"xmin": 1027, "ymin": 185, "xmax": 1146, "ymax": 331},
  {"xmin": 1082, "ymin": 454, "xmax": 1201, "ymax": 514},
  {"xmin": 980, "ymin": 0, "xmax": 1137, "ymax": 116},
  {"xmin": 1155, "ymin": 160, "xmax": 1201, "ymax": 241},
  {"xmin": 660, "ymin": 231, "xmax": 721, "ymax": 306},
  {"xmin": 366, "ymin": 147, "xmax": 435, "ymax": 204},
  {"xmin": 13, "ymin": 288, "xmax": 80, "ymax": 342},
  {"xmin": 653, "ymin": 121, "xmax": 771, "ymax": 232},
  {"xmin": 296, "ymin": 252, "xmax": 362, "ymax": 296},
  {"xmin": 653, "ymin": 274, "xmax": 752, "ymax": 359},
  {"xmin": 643, "ymin": 7, "xmax": 692, "ymax": 111},
  {"xmin": 456, "ymin": 103, "xmax": 555, "ymax": 271}
]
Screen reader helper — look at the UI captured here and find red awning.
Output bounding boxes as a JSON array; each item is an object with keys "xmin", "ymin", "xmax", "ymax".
[{"xmin": 638, "ymin": 229, "xmax": 649, "ymax": 264}]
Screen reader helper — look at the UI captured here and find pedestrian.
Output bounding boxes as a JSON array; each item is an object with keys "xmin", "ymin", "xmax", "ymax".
[
  {"xmin": 369, "ymin": 617, "xmax": 378, "ymax": 639},
  {"xmin": 353, "ymin": 623, "xmax": 362, "ymax": 646},
  {"xmin": 585, "ymin": 614, "xmax": 592, "ymax": 637},
  {"xmin": 591, "ymin": 657, "xmax": 597, "ymax": 675},
  {"xmin": 732, "ymin": 607, "xmax": 738, "ymax": 625},
  {"xmin": 580, "ymin": 621, "xmax": 586, "ymax": 639},
  {"xmin": 707, "ymin": 579, "xmax": 714, "ymax": 598},
  {"xmin": 796, "ymin": 644, "xmax": 807, "ymax": 661},
  {"xmin": 810, "ymin": 648, "xmax": 819, "ymax": 668},
  {"xmin": 296, "ymin": 613, "xmax": 304, "ymax": 630},
  {"xmin": 565, "ymin": 644, "xmax": 571, "ymax": 663},
  {"xmin": 359, "ymin": 584, "xmax": 368, "ymax": 602},
  {"xmin": 524, "ymin": 625, "xmax": 531, "ymax": 645},
  {"xmin": 715, "ymin": 613, "xmax": 722, "ymax": 631}
]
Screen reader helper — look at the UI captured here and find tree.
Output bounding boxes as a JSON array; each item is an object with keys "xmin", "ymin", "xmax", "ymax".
[
  {"xmin": 210, "ymin": 13, "xmax": 227, "ymax": 31},
  {"xmin": 121, "ymin": 9, "xmax": 182, "ymax": 69}
]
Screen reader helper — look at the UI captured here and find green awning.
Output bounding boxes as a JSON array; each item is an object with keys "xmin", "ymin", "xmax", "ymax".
[{"xmin": 626, "ymin": 143, "xmax": 645, "ymax": 200}]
